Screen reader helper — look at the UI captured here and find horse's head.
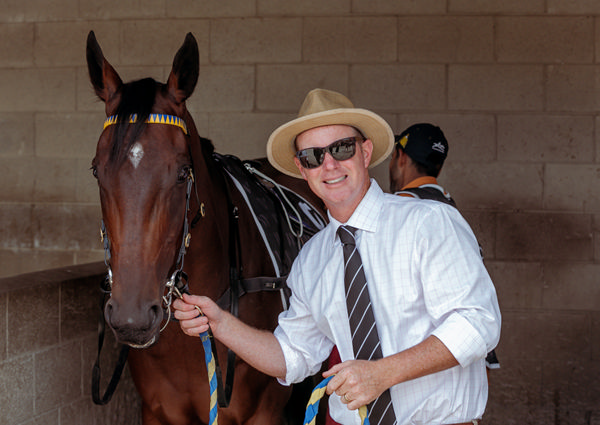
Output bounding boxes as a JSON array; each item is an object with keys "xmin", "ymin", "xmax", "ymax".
[{"xmin": 87, "ymin": 31, "xmax": 201, "ymax": 348}]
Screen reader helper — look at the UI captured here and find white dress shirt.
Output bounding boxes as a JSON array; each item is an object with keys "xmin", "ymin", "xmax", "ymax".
[{"xmin": 274, "ymin": 180, "xmax": 501, "ymax": 425}]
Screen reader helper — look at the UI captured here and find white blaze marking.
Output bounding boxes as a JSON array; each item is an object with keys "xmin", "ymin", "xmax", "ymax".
[{"xmin": 129, "ymin": 143, "xmax": 144, "ymax": 168}]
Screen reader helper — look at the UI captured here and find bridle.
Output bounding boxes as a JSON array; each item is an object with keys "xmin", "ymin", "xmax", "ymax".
[{"xmin": 99, "ymin": 113, "xmax": 203, "ymax": 333}]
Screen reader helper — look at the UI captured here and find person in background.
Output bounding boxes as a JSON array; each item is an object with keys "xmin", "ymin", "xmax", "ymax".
[
  {"xmin": 389, "ymin": 122, "xmax": 500, "ymax": 372},
  {"xmin": 174, "ymin": 90, "xmax": 501, "ymax": 425}
]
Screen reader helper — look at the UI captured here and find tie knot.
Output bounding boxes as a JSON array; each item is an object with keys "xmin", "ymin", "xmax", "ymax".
[{"xmin": 337, "ymin": 225, "xmax": 357, "ymax": 246}]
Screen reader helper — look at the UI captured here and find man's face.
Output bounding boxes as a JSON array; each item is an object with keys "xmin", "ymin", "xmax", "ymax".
[{"xmin": 293, "ymin": 124, "xmax": 373, "ymax": 222}]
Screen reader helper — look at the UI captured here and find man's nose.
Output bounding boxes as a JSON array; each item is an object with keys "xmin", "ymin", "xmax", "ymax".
[{"xmin": 321, "ymin": 152, "xmax": 339, "ymax": 169}]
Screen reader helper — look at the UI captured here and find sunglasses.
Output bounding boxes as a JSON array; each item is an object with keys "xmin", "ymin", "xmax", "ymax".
[{"xmin": 295, "ymin": 136, "xmax": 364, "ymax": 169}]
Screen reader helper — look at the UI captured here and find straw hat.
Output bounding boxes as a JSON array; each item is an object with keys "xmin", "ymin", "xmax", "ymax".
[{"xmin": 266, "ymin": 88, "xmax": 394, "ymax": 178}]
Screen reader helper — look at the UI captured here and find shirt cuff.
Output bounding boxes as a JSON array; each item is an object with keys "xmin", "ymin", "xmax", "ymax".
[
  {"xmin": 274, "ymin": 326, "xmax": 305, "ymax": 385},
  {"xmin": 431, "ymin": 312, "xmax": 487, "ymax": 367}
]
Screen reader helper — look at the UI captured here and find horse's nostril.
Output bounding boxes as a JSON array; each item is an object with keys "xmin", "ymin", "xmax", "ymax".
[{"xmin": 149, "ymin": 303, "xmax": 163, "ymax": 327}]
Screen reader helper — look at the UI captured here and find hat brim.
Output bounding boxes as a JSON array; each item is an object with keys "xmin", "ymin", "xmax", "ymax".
[{"xmin": 267, "ymin": 108, "xmax": 394, "ymax": 178}]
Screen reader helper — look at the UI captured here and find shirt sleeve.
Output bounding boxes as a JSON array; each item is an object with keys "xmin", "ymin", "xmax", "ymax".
[
  {"xmin": 416, "ymin": 204, "xmax": 501, "ymax": 367},
  {"xmin": 273, "ymin": 259, "xmax": 334, "ymax": 385}
]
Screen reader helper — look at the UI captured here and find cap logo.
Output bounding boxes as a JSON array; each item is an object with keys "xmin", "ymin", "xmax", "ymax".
[
  {"xmin": 399, "ymin": 134, "xmax": 409, "ymax": 149},
  {"xmin": 432, "ymin": 141, "xmax": 446, "ymax": 154}
]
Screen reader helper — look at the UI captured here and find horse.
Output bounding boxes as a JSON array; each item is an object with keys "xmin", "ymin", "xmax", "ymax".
[{"xmin": 86, "ymin": 31, "xmax": 326, "ymax": 425}]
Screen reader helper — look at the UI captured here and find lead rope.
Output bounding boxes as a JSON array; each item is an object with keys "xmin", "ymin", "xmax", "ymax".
[{"xmin": 303, "ymin": 375, "xmax": 369, "ymax": 425}]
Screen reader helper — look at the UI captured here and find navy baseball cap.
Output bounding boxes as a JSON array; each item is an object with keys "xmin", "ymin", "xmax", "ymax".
[{"xmin": 395, "ymin": 123, "xmax": 448, "ymax": 170}]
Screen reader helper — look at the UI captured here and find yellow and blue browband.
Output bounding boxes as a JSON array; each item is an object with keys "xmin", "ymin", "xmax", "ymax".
[{"xmin": 103, "ymin": 113, "xmax": 188, "ymax": 135}]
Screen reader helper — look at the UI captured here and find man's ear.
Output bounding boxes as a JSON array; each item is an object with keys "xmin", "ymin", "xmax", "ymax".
[
  {"xmin": 361, "ymin": 139, "xmax": 374, "ymax": 168},
  {"xmin": 293, "ymin": 157, "xmax": 308, "ymax": 181}
]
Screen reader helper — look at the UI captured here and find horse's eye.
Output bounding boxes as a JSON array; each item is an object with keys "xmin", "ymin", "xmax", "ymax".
[
  {"xmin": 177, "ymin": 165, "xmax": 191, "ymax": 183},
  {"xmin": 91, "ymin": 166, "xmax": 98, "ymax": 179}
]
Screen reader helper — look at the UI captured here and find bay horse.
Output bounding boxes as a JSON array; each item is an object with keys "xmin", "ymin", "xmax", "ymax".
[{"xmin": 86, "ymin": 31, "xmax": 325, "ymax": 425}]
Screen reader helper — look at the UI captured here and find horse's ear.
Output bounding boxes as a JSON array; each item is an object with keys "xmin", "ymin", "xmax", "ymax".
[
  {"xmin": 86, "ymin": 31, "xmax": 123, "ymax": 105},
  {"xmin": 166, "ymin": 33, "xmax": 199, "ymax": 104}
]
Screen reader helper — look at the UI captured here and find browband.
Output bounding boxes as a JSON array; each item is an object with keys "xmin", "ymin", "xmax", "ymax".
[{"xmin": 103, "ymin": 113, "xmax": 188, "ymax": 135}]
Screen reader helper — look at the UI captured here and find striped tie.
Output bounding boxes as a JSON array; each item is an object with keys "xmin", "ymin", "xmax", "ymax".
[{"xmin": 338, "ymin": 225, "xmax": 396, "ymax": 425}]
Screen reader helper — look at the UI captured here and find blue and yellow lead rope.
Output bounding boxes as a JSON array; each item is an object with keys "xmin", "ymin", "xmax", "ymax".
[
  {"xmin": 303, "ymin": 375, "xmax": 370, "ymax": 425},
  {"xmin": 199, "ymin": 331, "xmax": 219, "ymax": 425}
]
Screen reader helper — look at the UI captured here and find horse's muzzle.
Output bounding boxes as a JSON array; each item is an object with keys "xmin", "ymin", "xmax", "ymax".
[{"xmin": 104, "ymin": 298, "xmax": 163, "ymax": 348}]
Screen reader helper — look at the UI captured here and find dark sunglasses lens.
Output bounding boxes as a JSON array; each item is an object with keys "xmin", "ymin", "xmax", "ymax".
[
  {"xmin": 298, "ymin": 148, "xmax": 324, "ymax": 169},
  {"xmin": 329, "ymin": 140, "xmax": 356, "ymax": 161},
  {"xmin": 296, "ymin": 137, "xmax": 360, "ymax": 169}
]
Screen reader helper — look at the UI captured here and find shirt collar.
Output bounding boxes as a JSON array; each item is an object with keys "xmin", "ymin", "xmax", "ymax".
[
  {"xmin": 329, "ymin": 179, "xmax": 383, "ymax": 244},
  {"xmin": 401, "ymin": 176, "xmax": 438, "ymax": 190}
]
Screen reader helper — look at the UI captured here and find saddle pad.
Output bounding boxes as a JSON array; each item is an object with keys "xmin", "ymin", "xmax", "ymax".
[{"xmin": 213, "ymin": 153, "xmax": 326, "ymax": 278}]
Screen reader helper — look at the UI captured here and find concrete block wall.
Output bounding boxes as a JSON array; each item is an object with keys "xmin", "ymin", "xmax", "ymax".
[
  {"xmin": 0, "ymin": 263, "xmax": 141, "ymax": 425},
  {"xmin": 0, "ymin": 0, "xmax": 599, "ymax": 423}
]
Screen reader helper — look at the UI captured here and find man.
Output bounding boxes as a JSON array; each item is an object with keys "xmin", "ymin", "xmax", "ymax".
[
  {"xmin": 389, "ymin": 123, "xmax": 500, "ymax": 372},
  {"xmin": 174, "ymin": 89, "xmax": 501, "ymax": 425}
]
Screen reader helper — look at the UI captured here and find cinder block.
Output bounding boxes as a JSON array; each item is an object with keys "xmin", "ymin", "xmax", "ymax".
[
  {"xmin": 485, "ymin": 358, "xmax": 543, "ymax": 420},
  {"xmin": 500, "ymin": 311, "xmax": 591, "ymax": 362},
  {"xmin": 449, "ymin": 0, "xmax": 545, "ymax": 13},
  {"xmin": 211, "ymin": 18, "xmax": 302, "ymax": 64},
  {"xmin": 0, "ymin": 113, "xmax": 35, "ymax": 156},
  {"xmin": 485, "ymin": 260, "xmax": 543, "ymax": 309},
  {"xmin": 121, "ymin": 20, "xmax": 210, "ymax": 66},
  {"xmin": 0, "ymin": 157, "xmax": 35, "ymax": 202},
  {"xmin": 303, "ymin": 17, "xmax": 396, "ymax": 63},
  {"xmin": 32, "ymin": 204, "xmax": 101, "ymax": 251},
  {"xmin": 258, "ymin": 0, "xmax": 349, "ymax": 15},
  {"xmin": 351, "ymin": 65, "xmax": 446, "ymax": 111},
  {"xmin": 80, "ymin": 0, "xmax": 166, "ymax": 20},
  {"xmin": 498, "ymin": 115, "xmax": 594, "ymax": 162},
  {"xmin": 495, "ymin": 212, "xmax": 593, "ymax": 261},
  {"xmin": 543, "ymin": 263, "xmax": 600, "ymax": 311},
  {"xmin": 35, "ymin": 113, "xmax": 101, "ymax": 158},
  {"xmin": 35, "ymin": 22, "xmax": 120, "ymax": 67},
  {"xmin": 21, "ymin": 250, "xmax": 77, "ymax": 276},
  {"xmin": 256, "ymin": 64, "xmax": 349, "ymax": 111},
  {"xmin": 185, "ymin": 65, "xmax": 255, "ymax": 112},
  {"xmin": 0, "ymin": 203, "xmax": 33, "ymax": 249},
  {"xmin": 0, "ymin": 294, "xmax": 5, "ymax": 361},
  {"xmin": 0, "ymin": 68, "xmax": 76, "ymax": 112},
  {"xmin": 459, "ymin": 210, "xmax": 496, "ymax": 259},
  {"xmin": 449, "ymin": 65, "xmax": 543, "ymax": 111},
  {"xmin": 76, "ymin": 158, "xmax": 101, "ymax": 204},
  {"xmin": 548, "ymin": 0, "xmax": 600, "ymax": 14},
  {"xmin": 397, "ymin": 114, "xmax": 496, "ymax": 162},
  {"xmin": 168, "ymin": 0, "xmax": 255, "ymax": 17},
  {"xmin": 209, "ymin": 112, "xmax": 294, "ymax": 159},
  {"xmin": 542, "ymin": 359, "xmax": 600, "ymax": 410},
  {"xmin": 74, "ymin": 250, "xmax": 105, "ymax": 266},
  {"xmin": 33, "ymin": 158, "xmax": 79, "ymax": 203},
  {"xmin": 546, "ymin": 65, "xmax": 599, "ymax": 112},
  {"xmin": 61, "ymin": 276, "xmax": 102, "ymax": 340},
  {"xmin": 1, "ymin": 0, "xmax": 78, "ymax": 23},
  {"xmin": 398, "ymin": 17, "xmax": 494, "ymax": 63},
  {"xmin": 0, "ymin": 356, "xmax": 34, "ymax": 425},
  {"xmin": 544, "ymin": 164, "xmax": 600, "ymax": 212},
  {"xmin": 497, "ymin": 17, "xmax": 594, "ymax": 63},
  {"xmin": 35, "ymin": 340, "xmax": 82, "ymax": 414},
  {"xmin": 442, "ymin": 161, "xmax": 543, "ymax": 210},
  {"xmin": 8, "ymin": 283, "xmax": 59, "ymax": 356},
  {"xmin": 592, "ymin": 312, "xmax": 600, "ymax": 361},
  {"xmin": 354, "ymin": 0, "xmax": 446, "ymax": 14},
  {"xmin": 0, "ymin": 23, "xmax": 33, "ymax": 67}
]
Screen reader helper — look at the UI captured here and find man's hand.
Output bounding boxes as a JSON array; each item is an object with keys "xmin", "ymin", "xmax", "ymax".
[
  {"xmin": 173, "ymin": 293, "xmax": 223, "ymax": 336},
  {"xmin": 323, "ymin": 359, "xmax": 389, "ymax": 411}
]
